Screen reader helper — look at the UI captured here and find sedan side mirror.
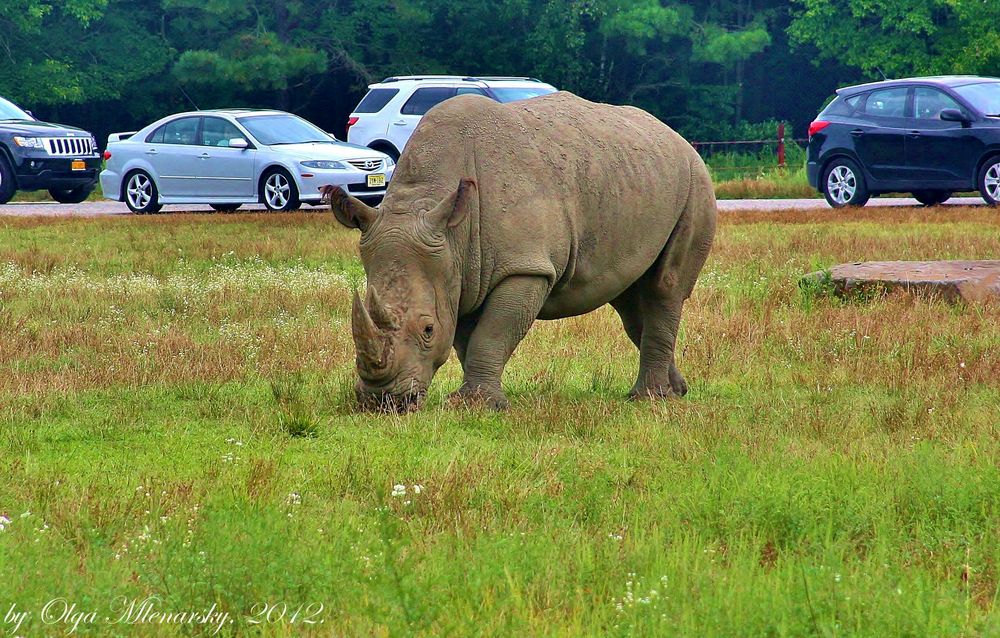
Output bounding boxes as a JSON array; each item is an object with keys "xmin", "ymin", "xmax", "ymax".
[
  {"xmin": 940, "ymin": 108, "xmax": 971, "ymax": 126},
  {"xmin": 228, "ymin": 138, "xmax": 249, "ymax": 149},
  {"xmin": 25, "ymin": 110, "xmax": 33, "ymax": 118}
]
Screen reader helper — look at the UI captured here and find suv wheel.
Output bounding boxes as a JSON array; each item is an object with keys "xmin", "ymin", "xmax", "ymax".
[
  {"xmin": 912, "ymin": 190, "xmax": 952, "ymax": 206},
  {"xmin": 372, "ymin": 145, "xmax": 399, "ymax": 162},
  {"xmin": 123, "ymin": 170, "xmax": 162, "ymax": 214},
  {"xmin": 0, "ymin": 155, "xmax": 16, "ymax": 205},
  {"xmin": 49, "ymin": 185, "xmax": 93, "ymax": 204},
  {"xmin": 822, "ymin": 158, "xmax": 870, "ymax": 208},
  {"xmin": 260, "ymin": 169, "xmax": 300, "ymax": 211},
  {"xmin": 978, "ymin": 156, "xmax": 1000, "ymax": 206}
]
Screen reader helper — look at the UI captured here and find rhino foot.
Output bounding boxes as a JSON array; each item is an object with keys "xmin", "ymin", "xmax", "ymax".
[
  {"xmin": 448, "ymin": 383, "xmax": 510, "ymax": 411},
  {"xmin": 629, "ymin": 365, "xmax": 688, "ymax": 400}
]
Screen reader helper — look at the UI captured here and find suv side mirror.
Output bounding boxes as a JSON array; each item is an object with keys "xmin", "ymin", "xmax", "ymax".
[
  {"xmin": 940, "ymin": 108, "xmax": 971, "ymax": 126},
  {"xmin": 228, "ymin": 138, "xmax": 249, "ymax": 149},
  {"xmin": 25, "ymin": 110, "xmax": 33, "ymax": 118}
]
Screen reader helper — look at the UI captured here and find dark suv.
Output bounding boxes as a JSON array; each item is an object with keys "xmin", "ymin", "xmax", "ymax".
[
  {"xmin": 807, "ymin": 76, "xmax": 1000, "ymax": 207},
  {"xmin": 0, "ymin": 96, "xmax": 100, "ymax": 204}
]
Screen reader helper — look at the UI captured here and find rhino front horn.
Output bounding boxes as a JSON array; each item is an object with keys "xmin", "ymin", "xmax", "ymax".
[{"xmin": 352, "ymin": 288, "xmax": 392, "ymax": 373}]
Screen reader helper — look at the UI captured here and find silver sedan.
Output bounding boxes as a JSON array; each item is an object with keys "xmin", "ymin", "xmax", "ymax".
[{"xmin": 100, "ymin": 109, "xmax": 395, "ymax": 213}]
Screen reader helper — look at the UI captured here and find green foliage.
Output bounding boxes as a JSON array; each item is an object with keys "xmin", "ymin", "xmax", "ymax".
[
  {"xmin": 0, "ymin": 0, "xmax": 172, "ymax": 105},
  {"xmin": 789, "ymin": 0, "xmax": 1000, "ymax": 77}
]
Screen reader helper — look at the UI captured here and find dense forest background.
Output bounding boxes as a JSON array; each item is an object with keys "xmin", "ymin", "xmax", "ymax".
[{"xmin": 3, "ymin": 0, "xmax": 1000, "ymax": 146}]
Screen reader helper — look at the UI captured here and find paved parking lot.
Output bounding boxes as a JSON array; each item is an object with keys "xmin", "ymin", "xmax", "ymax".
[{"xmin": 0, "ymin": 196, "xmax": 989, "ymax": 217}]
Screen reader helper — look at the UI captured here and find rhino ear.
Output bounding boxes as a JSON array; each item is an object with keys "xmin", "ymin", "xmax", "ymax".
[
  {"xmin": 324, "ymin": 185, "xmax": 377, "ymax": 231},
  {"xmin": 424, "ymin": 177, "xmax": 476, "ymax": 231}
]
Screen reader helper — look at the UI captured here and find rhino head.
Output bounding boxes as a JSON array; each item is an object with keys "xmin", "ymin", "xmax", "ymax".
[{"xmin": 325, "ymin": 179, "xmax": 476, "ymax": 412}]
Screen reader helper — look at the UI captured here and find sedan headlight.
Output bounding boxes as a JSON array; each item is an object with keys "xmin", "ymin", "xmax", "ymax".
[
  {"xmin": 13, "ymin": 136, "xmax": 45, "ymax": 149},
  {"xmin": 300, "ymin": 160, "xmax": 348, "ymax": 170},
  {"xmin": 385, "ymin": 157, "xmax": 395, "ymax": 168}
]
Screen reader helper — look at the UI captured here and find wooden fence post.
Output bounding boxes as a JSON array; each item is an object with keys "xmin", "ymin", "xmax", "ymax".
[{"xmin": 777, "ymin": 122, "xmax": 786, "ymax": 168}]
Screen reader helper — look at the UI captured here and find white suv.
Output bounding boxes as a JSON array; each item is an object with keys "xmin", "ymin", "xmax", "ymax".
[{"xmin": 346, "ymin": 76, "xmax": 557, "ymax": 160}]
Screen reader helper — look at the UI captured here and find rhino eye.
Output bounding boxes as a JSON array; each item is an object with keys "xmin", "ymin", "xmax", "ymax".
[{"xmin": 423, "ymin": 324, "xmax": 434, "ymax": 338}]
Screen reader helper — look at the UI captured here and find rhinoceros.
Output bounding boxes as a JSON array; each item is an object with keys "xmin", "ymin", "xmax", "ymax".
[{"xmin": 326, "ymin": 91, "xmax": 716, "ymax": 411}]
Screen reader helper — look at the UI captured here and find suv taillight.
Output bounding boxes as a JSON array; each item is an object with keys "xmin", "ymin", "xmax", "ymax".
[
  {"xmin": 102, "ymin": 150, "xmax": 111, "ymax": 160},
  {"xmin": 346, "ymin": 116, "xmax": 359, "ymax": 132},
  {"xmin": 808, "ymin": 120, "xmax": 831, "ymax": 138}
]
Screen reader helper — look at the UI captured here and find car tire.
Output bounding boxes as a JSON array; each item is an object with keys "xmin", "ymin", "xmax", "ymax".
[
  {"xmin": 122, "ymin": 170, "xmax": 162, "ymax": 214},
  {"xmin": 371, "ymin": 144, "xmax": 399, "ymax": 162},
  {"xmin": 49, "ymin": 185, "xmax": 93, "ymax": 204},
  {"xmin": 0, "ymin": 154, "xmax": 16, "ymax": 205},
  {"xmin": 260, "ymin": 168, "xmax": 300, "ymax": 212},
  {"xmin": 978, "ymin": 156, "xmax": 1000, "ymax": 206},
  {"xmin": 210, "ymin": 203, "xmax": 242, "ymax": 213},
  {"xmin": 912, "ymin": 190, "xmax": 952, "ymax": 206},
  {"xmin": 822, "ymin": 158, "xmax": 870, "ymax": 208}
]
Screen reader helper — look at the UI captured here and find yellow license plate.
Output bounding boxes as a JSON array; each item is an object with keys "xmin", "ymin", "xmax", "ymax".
[
  {"xmin": 366, "ymin": 174, "xmax": 386, "ymax": 188},
  {"xmin": 71, "ymin": 160, "xmax": 86, "ymax": 171}
]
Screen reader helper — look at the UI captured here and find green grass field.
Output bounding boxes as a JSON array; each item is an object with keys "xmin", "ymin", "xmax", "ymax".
[{"xmin": 0, "ymin": 208, "xmax": 998, "ymax": 636}]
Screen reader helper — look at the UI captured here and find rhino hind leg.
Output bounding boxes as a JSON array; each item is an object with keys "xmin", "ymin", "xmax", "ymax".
[{"xmin": 623, "ymin": 178, "xmax": 716, "ymax": 401}]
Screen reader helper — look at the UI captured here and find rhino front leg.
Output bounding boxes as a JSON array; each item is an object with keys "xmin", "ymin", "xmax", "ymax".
[{"xmin": 450, "ymin": 275, "xmax": 550, "ymax": 410}]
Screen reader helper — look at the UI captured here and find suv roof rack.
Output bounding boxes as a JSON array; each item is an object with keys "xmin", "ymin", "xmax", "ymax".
[{"xmin": 380, "ymin": 75, "xmax": 542, "ymax": 84}]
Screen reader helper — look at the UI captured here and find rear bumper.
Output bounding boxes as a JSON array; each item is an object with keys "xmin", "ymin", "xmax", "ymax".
[
  {"xmin": 14, "ymin": 156, "xmax": 101, "ymax": 191},
  {"xmin": 807, "ymin": 160, "xmax": 821, "ymax": 190}
]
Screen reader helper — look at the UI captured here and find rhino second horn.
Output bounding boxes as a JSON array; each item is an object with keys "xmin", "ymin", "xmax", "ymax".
[{"xmin": 366, "ymin": 285, "xmax": 397, "ymax": 330}]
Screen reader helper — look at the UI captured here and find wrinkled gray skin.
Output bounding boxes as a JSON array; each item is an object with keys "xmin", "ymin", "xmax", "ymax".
[{"xmin": 326, "ymin": 91, "xmax": 716, "ymax": 411}]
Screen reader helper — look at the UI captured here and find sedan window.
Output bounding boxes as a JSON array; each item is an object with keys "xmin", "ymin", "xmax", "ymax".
[
  {"xmin": 237, "ymin": 114, "xmax": 331, "ymax": 146},
  {"xmin": 863, "ymin": 87, "xmax": 908, "ymax": 118},
  {"xmin": 150, "ymin": 117, "xmax": 200, "ymax": 145},
  {"xmin": 201, "ymin": 117, "xmax": 245, "ymax": 147},
  {"xmin": 913, "ymin": 88, "xmax": 964, "ymax": 120}
]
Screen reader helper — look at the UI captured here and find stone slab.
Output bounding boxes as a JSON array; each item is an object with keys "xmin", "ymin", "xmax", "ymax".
[{"xmin": 805, "ymin": 260, "xmax": 1000, "ymax": 303}]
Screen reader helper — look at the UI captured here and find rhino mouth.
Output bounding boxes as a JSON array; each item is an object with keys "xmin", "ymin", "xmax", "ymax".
[{"xmin": 356, "ymin": 384, "xmax": 427, "ymax": 413}]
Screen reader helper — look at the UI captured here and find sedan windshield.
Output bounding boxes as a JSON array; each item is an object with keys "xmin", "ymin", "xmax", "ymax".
[
  {"xmin": 491, "ymin": 87, "xmax": 557, "ymax": 103},
  {"xmin": 0, "ymin": 97, "xmax": 32, "ymax": 121},
  {"xmin": 237, "ymin": 114, "xmax": 332, "ymax": 145},
  {"xmin": 953, "ymin": 82, "xmax": 1000, "ymax": 115}
]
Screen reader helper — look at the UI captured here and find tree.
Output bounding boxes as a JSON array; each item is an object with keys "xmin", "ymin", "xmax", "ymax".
[
  {"xmin": 0, "ymin": 0, "xmax": 171, "ymax": 106},
  {"xmin": 789, "ymin": 0, "xmax": 1000, "ymax": 78},
  {"xmin": 166, "ymin": 0, "xmax": 328, "ymax": 110}
]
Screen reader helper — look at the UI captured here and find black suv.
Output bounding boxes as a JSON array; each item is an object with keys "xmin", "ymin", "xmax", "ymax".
[
  {"xmin": 808, "ymin": 75, "xmax": 1000, "ymax": 207},
  {"xmin": 0, "ymin": 96, "xmax": 100, "ymax": 204}
]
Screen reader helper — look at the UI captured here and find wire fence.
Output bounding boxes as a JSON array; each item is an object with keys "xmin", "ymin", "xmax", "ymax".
[{"xmin": 692, "ymin": 123, "xmax": 809, "ymax": 180}]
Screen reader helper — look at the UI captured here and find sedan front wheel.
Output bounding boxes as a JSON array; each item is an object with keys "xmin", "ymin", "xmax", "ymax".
[{"xmin": 260, "ymin": 169, "xmax": 300, "ymax": 212}]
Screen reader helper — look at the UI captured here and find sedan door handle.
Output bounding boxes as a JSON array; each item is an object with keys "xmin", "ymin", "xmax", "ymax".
[
  {"xmin": 849, "ymin": 129, "xmax": 865, "ymax": 137},
  {"xmin": 392, "ymin": 120, "xmax": 407, "ymax": 126},
  {"xmin": 907, "ymin": 131, "xmax": 922, "ymax": 138},
  {"xmin": 145, "ymin": 148, "xmax": 158, "ymax": 155},
  {"xmin": 199, "ymin": 153, "xmax": 211, "ymax": 159}
]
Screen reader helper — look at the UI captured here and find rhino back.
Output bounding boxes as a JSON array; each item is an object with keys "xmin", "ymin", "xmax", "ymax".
[{"xmin": 389, "ymin": 92, "xmax": 706, "ymax": 315}]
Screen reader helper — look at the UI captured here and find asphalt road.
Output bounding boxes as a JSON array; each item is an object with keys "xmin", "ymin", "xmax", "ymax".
[{"xmin": 0, "ymin": 196, "xmax": 989, "ymax": 217}]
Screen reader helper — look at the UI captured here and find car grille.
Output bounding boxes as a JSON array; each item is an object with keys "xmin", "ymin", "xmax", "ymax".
[
  {"xmin": 44, "ymin": 137, "xmax": 95, "ymax": 156},
  {"xmin": 346, "ymin": 158, "xmax": 384, "ymax": 172},
  {"xmin": 348, "ymin": 182, "xmax": 387, "ymax": 193}
]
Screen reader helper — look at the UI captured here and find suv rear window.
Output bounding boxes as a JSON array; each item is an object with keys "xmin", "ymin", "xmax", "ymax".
[
  {"xmin": 821, "ymin": 94, "xmax": 861, "ymax": 116},
  {"xmin": 401, "ymin": 88, "xmax": 456, "ymax": 116},
  {"xmin": 354, "ymin": 88, "xmax": 399, "ymax": 114}
]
